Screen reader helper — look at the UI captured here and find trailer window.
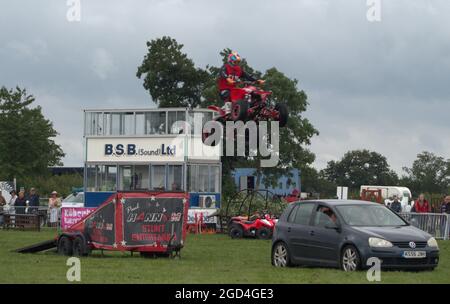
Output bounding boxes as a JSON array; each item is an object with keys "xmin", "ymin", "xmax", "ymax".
[
  {"xmin": 119, "ymin": 165, "xmax": 133, "ymax": 190},
  {"xmin": 86, "ymin": 165, "xmax": 97, "ymax": 191},
  {"xmin": 85, "ymin": 112, "xmax": 103, "ymax": 135},
  {"xmin": 101, "ymin": 165, "xmax": 117, "ymax": 191},
  {"xmin": 168, "ymin": 111, "xmax": 187, "ymax": 134},
  {"xmin": 198, "ymin": 165, "xmax": 209, "ymax": 192},
  {"xmin": 146, "ymin": 112, "xmax": 166, "ymax": 134},
  {"xmin": 133, "ymin": 165, "xmax": 150, "ymax": 190},
  {"xmin": 123, "ymin": 112, "xmax": 134, "ymax": 135},
  {"xmin": 135, "ymin": 112, "xmax": 145, "ymax": 135},
  {"xmin": 168, "ymin": 165, "xmax": 183, "ymax": 191},
  {"xmin": 187, "ymin": 164, "xmax": 221, "ymax": 193},
  {"xmin": 209, "ymin": 166, "xmax": 220, "ymax": 192},
  {"xmin": 151, "ymin": 165, "xmax": 166, "ymax": 190}
]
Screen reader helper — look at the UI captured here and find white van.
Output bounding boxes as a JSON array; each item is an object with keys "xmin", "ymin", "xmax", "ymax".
[{"xmin": 360, "ymin": 185, "xmax": 412, "ymax": 209}]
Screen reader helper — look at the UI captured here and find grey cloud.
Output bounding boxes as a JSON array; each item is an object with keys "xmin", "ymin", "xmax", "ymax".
[{"xmin": 1, "ymin": 0, "xmax": 449, "ymax": 172}]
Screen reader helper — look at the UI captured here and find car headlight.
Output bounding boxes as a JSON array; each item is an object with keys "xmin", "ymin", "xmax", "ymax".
[
  {"xmin": 369, "ymin": 237, "xmax": 393, "ymax": 248},
  {"xmin": 427, "ymin": 237, "xmax": 439, "ymax": 248}
]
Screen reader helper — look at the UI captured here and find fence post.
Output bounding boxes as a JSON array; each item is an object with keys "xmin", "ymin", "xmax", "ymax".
[{"xmin": 445, "ymin": 214, "xmax": 450, "ymax": 241}]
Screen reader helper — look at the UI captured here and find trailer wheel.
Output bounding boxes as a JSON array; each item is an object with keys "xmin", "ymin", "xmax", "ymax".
[
  {"xmin": 140, "ymin": 252, "xmax": 170, "ymax": 259},
  {"xmin": 73, "ymin": 237, "xmax": 89, "ymax": 257},
  {"xmin": 58, "ymin": 236, "xmax": 73, "ymax": 256}
]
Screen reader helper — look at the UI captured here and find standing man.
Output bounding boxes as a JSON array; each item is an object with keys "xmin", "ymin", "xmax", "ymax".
[
  {"xmin": 27, "ymin": 188, "xmax": 40, "ymax": 214},
  {"xmin": 440, "ymin": 196, "xmax": 450, "ymax": 239},
  {"xmin": 390, "ymin": 195, "xmax": 402, "ymax": 213}
]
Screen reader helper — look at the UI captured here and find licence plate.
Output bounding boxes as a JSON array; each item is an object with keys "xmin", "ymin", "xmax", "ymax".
[{"xmin": 402, "ymin": 251, "xmax": 426, "ymax": 258}]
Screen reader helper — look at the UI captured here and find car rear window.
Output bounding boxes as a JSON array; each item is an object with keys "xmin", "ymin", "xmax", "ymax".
[{"xmin": 288, "ymin": 203, "xmax": 315, "ymax": 225}]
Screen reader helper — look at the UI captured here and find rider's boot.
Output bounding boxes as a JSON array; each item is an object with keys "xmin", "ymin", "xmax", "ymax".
[{"xmin": 222, "ymin": 102, "xmax": 232, "ymax": 115}]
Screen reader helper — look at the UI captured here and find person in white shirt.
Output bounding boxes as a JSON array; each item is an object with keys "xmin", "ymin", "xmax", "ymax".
[{"xmin": 7, "ymin": 190, "xmax": 17, "ymax": 214}]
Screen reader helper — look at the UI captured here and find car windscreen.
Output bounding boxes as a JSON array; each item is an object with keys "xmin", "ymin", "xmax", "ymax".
[
  {"xmin": 63, "ymin": 193, "xmax": 84, "ymax": 203},
  {"xmin": 335, "ymin": 204, "xmax": 407, "ymax": 227}
]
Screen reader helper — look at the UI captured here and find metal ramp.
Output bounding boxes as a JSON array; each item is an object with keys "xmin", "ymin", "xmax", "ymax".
[{"xmin": 15, "ymin": 239, "xmax": 56, "ymax": 253}]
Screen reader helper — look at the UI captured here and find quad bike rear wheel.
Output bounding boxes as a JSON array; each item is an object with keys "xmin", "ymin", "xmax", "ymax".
[
  {"xmin": 231, "ymin": 100, "xmax": 248, "ymax": 122},
  {"xmin": 275, "ymin": 103, "xmax": 288, "ymax": 128}
]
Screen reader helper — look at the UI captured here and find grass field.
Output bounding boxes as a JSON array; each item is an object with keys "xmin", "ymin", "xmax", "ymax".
[{"xmin": 0, "ymin": 228, "xmax": 449, "ymax": 284}]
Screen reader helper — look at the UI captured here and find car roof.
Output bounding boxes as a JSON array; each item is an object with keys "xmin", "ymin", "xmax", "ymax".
[{"xmin": 293, "ymin": 199, "xmax": 380, "ymax": 206}]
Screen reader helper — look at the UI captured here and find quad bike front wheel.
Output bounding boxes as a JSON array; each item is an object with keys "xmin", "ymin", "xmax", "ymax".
[
  {"xmin": 229, "ymin": 224, "xmax": 244, "ymax": 239},
  {"xmin": 256, "ymin": 227, "xmax": 272, "ymax": 240},
  {"xmin": 231, "ymin": 100, "xmax": 248, "ymax": 122},
  {"xmin": 275, "ymin": 103, "xmax": 288, "ymax": 128}
]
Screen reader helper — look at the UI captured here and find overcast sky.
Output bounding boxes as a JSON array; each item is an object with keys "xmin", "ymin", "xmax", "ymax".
[{"xmin": 1, "ymin": 0, "xmax": 449, "ymax": 174}]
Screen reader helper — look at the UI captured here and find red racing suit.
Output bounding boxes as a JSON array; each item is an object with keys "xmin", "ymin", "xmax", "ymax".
[{"xmin": 218, "ymin": 63, "xmax": 256, "ymax": 101}]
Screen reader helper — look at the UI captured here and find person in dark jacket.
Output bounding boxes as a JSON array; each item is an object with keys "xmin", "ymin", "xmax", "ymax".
[
  {"xmin": 27, "ymin": 188, "xmax": 39, "ymax": 214},
  {"xmin": 14, "ymin": 191, "xmax": 27, "ymax": 215},
  {"xmin": 440, "ymin": 196, "xmax": 450, "ymax": 214},
  {"xmin": 390, "ymin": 195, "xmax": 402, "ymax": 213}
]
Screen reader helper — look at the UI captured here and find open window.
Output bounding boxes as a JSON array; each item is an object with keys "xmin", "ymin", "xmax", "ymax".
[{"xmin": 314, "ymin": 205, "xmax": 338, "ymax": 227}]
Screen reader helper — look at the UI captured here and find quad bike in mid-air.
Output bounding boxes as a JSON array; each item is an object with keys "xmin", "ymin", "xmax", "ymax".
[
  {"xmin": 204, "ymin": 81, "xmax": 288, "ymax": 141},
  {"xmin": 228, "ymin": 211, "xmax": 278, "ymax": 240}
]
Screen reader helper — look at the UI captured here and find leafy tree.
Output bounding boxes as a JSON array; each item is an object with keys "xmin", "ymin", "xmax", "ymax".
[
  {"xmin": 401, "ymin": 151, "xmax": 450, "ymax": 194},
  {"xmin": 136, "ymin": 36, "xmax": 209, "ymax": 107},
  {"xmin": 323, "ymin": 149, "xmax": 398, "ymax": 189},
  {"xmin": 302, "ymin": 166, "xmax": 337, "ymax": 197},
  {"xmin": 0, "ymin": 87, "xmax": 65, "ymax": 181},
  {"xmin": 19, "ymin": 173, "xmax": 83, "ymax": 198}
]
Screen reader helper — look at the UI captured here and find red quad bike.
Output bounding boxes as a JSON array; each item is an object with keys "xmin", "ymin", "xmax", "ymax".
[
  {"xmin": 228, "ymin": 212, "xmax": 277, "ymax": 240},
  {"xmin": 206, "ymin": 81, "xmax": 288, "ymax": 137}
]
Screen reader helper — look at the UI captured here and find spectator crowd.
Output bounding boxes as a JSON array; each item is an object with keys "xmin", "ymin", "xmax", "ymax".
[{"xmin": 0, "ymin": 187, "xmax": 62, "ymax": 227}]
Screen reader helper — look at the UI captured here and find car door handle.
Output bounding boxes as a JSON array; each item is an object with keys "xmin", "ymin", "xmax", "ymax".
[{"xmin": 309, "ymin": 230, "xmax": 315, "ymax": 236}]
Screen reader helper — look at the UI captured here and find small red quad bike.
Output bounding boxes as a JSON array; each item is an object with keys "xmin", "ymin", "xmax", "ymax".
[
  {"xmin": 229, "ymin": 213, "xmax": 277, "ymax": 240},
  {"xmin": 207, "ymin": 81, "xmax": 288, "ymax": 128}
]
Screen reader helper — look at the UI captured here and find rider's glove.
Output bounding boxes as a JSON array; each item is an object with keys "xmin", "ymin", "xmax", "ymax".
[{"xmin": 226, "ymin": 78, "xmax": 236, "ymax": 85}]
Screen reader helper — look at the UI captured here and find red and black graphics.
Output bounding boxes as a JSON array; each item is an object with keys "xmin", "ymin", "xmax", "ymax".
[
  {"xmin": 62, "ymin": 192, "xmax": 189, "ymax": 254},
  {"xmin": 84, "ymin": 201, "xmax": 116, "ymax": 247},
  {"xmin": 122, "ymin": 197, "xmax": 185, "ymax": 248}
]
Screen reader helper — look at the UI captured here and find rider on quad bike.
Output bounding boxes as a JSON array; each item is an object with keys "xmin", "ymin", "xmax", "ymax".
[{"xmin": 218, "ymin": 51, "xmax": 265, "ymax": 115}]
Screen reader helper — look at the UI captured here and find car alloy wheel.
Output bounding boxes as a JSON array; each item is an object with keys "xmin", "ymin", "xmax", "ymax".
[
  {"xmin": 341, "ymin": 246, "xmax": 360, "ymax": 271},
  {"xmin": 273, "ymin": 243, "xmax": 288, "ymax": 267}
]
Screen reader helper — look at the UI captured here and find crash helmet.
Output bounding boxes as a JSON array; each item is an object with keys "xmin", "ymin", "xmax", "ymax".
[{"xmin": 227, "ymin": 51, "xmax": 241, "ymax": 65}]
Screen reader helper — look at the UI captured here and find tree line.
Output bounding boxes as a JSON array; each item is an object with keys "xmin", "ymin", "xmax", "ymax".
[{"xmin": 303, "ymin": 149, "xmax": 450, "ymax": 198}]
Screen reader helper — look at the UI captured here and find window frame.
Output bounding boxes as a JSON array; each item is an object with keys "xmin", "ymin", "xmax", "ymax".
[{"xmin": 287, "ymin": 202, "xmax": 316, "ymax": 226}]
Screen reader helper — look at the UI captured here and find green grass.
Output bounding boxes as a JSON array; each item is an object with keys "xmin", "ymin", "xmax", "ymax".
[{"xmin": 0, "ymin": 228, "xmax": 449, "ymax": 283}]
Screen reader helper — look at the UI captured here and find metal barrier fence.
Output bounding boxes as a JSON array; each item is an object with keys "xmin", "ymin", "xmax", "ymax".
[
  {"xmin": 0, "ymin": 206, "xmax": 61, "ymax": 228},
  {"xmin": 399, "ymin": 212, "xmax": 450, "ymax": 240}
]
